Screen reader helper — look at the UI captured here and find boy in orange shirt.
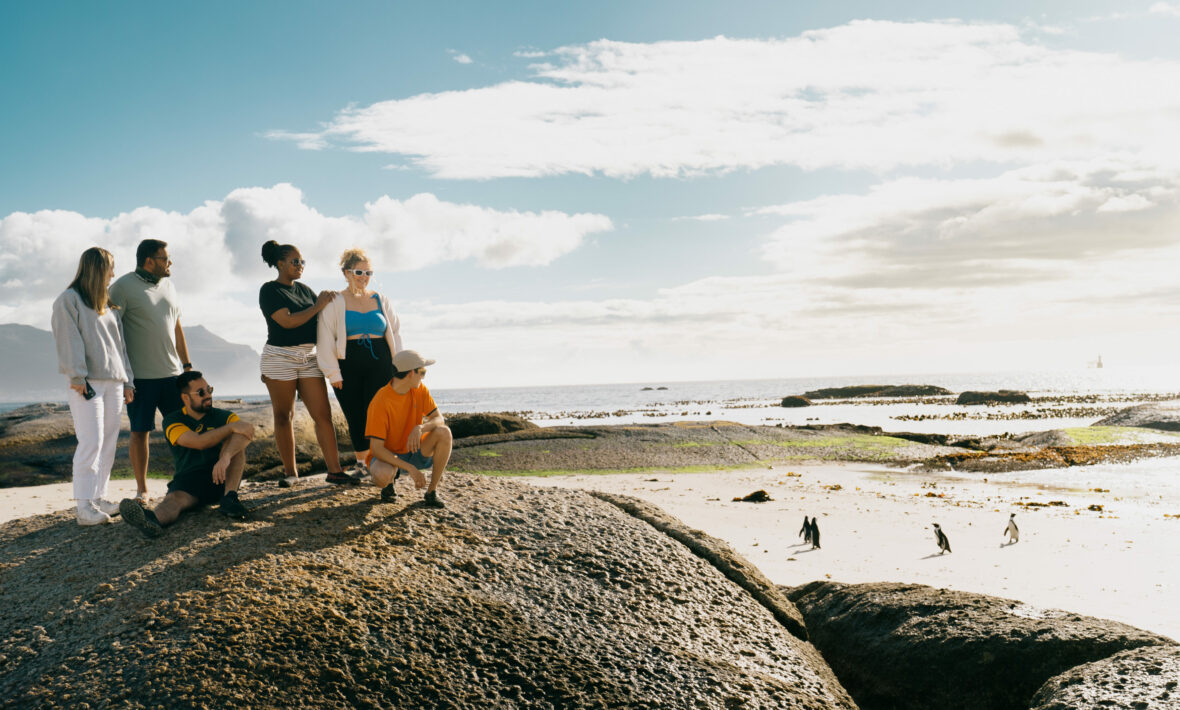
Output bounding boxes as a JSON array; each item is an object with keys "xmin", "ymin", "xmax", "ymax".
[{"xmin": 365, "ymin": 350, "xmax": 453, "ymax": 508}]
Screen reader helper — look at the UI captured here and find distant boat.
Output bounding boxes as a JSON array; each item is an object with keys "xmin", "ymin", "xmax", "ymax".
[{"xmin": 1096, "ymin": 355, "xmax": 1103, "ymax": 369}]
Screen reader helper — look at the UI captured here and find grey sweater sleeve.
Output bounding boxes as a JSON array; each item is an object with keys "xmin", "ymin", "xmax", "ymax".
[
  {"xmin": 51, "ymin": 290, "xmax": 89, "ymax": 386},
  {"xmin": 114, "ymin": 306, "xmax": 135, "ymax": 386}
]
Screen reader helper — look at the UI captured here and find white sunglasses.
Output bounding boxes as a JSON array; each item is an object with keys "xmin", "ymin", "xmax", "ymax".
[{"xmin": 346, "ymin": 269, "xmax": 374, "ymax": 276}]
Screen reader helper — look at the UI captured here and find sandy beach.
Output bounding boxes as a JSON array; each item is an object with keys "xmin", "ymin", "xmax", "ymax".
[
  {"xmin": 5, "ymin": 460, "xmax": 1177, "ymax": 642},
  {"xmin": 520, "ymin": 463, "xmax": 1180, "ymax": 641}
]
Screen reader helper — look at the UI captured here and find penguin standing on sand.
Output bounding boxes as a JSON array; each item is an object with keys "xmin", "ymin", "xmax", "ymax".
[
  {"xmin": 1004, "ymin": 513, "xmax": 1019, "ymax": 544},
  {"xmin": 933, "ymin": 523, "xmax": 951, "ymax": 554},
  {"xmin": 799, "ymin": 515, "xmax": 812, "ymax": 545},
  {"xmin": 810, "ymin": 517, "xmax": 821, "ymax": 549}
]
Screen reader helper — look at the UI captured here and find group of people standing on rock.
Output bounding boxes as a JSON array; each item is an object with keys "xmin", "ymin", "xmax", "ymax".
[{"xmin": 51, "ymin": 238, "xmax": 451, "ymax": 534}]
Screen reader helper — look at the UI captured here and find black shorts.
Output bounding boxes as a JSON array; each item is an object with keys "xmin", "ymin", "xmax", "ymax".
[
  {"xmin": 128, "ymin": 376, "xmax": 183, "ymax": 432},
  {"xmin": 167, "ymin": 466, "xmax": 224, "ymax": 505}
]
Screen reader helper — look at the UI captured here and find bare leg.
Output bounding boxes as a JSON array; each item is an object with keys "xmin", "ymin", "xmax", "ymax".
[
  {"xmin": 129, "ymin": 430, "xmax": 150, "ymax": 497},
  {"xmin": 264, "ymin": 377, "xmax": 299, "ymax": 477},
  {"xmin": 151, "ymin": 490, "xmax": 199, "ymax": 526},
  {"xmin": 296, "ymin": 377, "xmax": 342, "ymax": 473},
  {"xmin": 370, "ymin": 458, "xmax": 397, "ymax": 488},
  {"xmin": 419, "ymin": 426, "xmax": 452, "ymax": 494},
  {"xmin": 221, "ymin": 435, "xmax": 248, "ymax": 494}
]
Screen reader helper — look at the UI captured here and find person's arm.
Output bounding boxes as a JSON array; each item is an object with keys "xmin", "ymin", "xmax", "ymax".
[
  {"xmin": 405, "ymin": 409, "xmax": 445, "ymax": 453},
  {"xmin": 269, "ymin": 290, "xmax": 337, "ymax": 329},
  {"xmin": 174, "ymin": 320, "xmax": 191, "ymax": 370},
  {"xmin": 211, "ymin": 423, "xmax": 253, "ymax": 484},
  {"xmin": 369, "ymin": 436, "xmax": 424, "ymax": 479},
  {"xmin": 113, "ymin": 307, "xmax": 135, "ymax": 403},
  {"xmin": 173, "ymin": 419, "xmax": 255, "ymax": 451},
  {"xmin": 381, "ymin": 295, "xmax": 403, "ymax": 353},
  {"xmin": 50, "ymin": 293, "xmax": 88, "ymax": 391},
  {"xmin": 316, "ymin": 297, "xmax": 343, "ymax": 387}
]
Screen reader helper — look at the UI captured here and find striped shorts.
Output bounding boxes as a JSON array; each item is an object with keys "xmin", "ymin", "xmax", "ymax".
[{"xmin": 260, "ymin": 344, "xmax": 323, "ymax": 381}]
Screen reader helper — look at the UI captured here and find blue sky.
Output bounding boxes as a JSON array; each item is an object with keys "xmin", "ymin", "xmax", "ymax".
[{"xmin": 4, "ymin": 1, "xmax": 1180, "ymax": 389}]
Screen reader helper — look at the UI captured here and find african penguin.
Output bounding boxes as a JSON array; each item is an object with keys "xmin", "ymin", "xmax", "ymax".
[{"xmin": 933, "ymin": 522, "xmax": 951, "ymax": 554}]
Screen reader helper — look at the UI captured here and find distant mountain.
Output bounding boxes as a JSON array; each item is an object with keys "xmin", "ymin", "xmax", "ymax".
[{"xmin": 0, "ymin": 322, "xmax": 264, "ymax": 402}]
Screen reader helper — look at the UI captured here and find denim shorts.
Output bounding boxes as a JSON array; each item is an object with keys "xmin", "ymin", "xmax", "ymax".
[
  {"xmin": 127, "ymin": 376, "xmax": 183, "ymax": 432},
  {"xmin": 396, "ymin": 450, "xmax": 433, "ymax": 471}
]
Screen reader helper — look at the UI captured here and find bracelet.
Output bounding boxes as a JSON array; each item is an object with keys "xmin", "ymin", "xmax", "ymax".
[{"xmin": 182, "ymin": 363, "xmax": 192, "ymax": 369}]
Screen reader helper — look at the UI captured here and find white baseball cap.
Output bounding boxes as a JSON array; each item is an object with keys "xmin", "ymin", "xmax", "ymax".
[{"xmin": 392, "ymin": 349, "xmax": 436, "ymax": 372}]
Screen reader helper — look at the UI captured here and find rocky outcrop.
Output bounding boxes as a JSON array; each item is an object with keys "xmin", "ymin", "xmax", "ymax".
[
  {"xmin": 956, "ymin": 390, "xmax": 1031, "ymax": 405},
  {"xmin": 0, "ymin": 400, "xmax": 352, "ymax": 488},
  {"xmin": 782, "ymin": 395, "xmax": 813, "ymax": 407},
  {"xmin": 0, "ymin": 473, "xmax": 856, "ymax": 709},
  {"xmin": 1030, "ymin": 644, "xmax": 1180, "ymax": 709},
  {"xmin": 784, "ymin": 581, "xmax": 1174, "ymax": 710},
  {"xmin": 445, "ymin": 412, "xmax": 539, "ymax": 439},
  {"xmin": 1095, "ymin": 401, "xmax": 1180, "ymax": 432},
  {"xmin": 803, "ymin": 385, "xmax": 951, "ymax": 399}
]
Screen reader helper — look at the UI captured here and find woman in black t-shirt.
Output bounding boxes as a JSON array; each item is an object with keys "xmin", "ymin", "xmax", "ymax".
[{"xmin": 259, "ymin": 240, "xmax": 348, "ymax": 487}]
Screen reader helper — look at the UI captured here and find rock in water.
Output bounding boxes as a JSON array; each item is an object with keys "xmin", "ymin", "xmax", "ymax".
[
  {"xmin": 0, "ymin": 473, "xmax": 855, "ymax": 709},
  {"xmin": 956, "ymin": 390, "xmax": 1031, "ymax": 405},
  {"xmin": 1030, "ymin": 644, "xmax": 1180, "ymax": 709},
  {"xmin": 784, "ymin": 581, "xmax": 1174, "ymax": 710},
  {"xmin": 1094, "ymin": 401, "xmax": 1180, "ymax": 432},
  {"xmin": 781, "ymin": 396, "xmax": 813, "ymax": 408},
  {"xmin": 803, "ymin": 385, "xmax": 951, "ymax": 399}
]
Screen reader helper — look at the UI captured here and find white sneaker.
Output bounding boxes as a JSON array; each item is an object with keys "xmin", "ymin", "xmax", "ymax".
[
  {"xmin": 76, "ymin": 501, "xmax": 112, "ymax": 526},
  {"xmin": 93, "ymin": 498, "xmax": 121, "ymax": 517}
]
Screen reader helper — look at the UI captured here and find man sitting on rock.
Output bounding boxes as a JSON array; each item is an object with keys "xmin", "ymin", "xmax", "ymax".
[
  {"xmin": 365, "ymin": 350, "xmax": 452, "ymax": 508},
  {"xmin": 120, "ymin": 371, "xmax": 254, "ymax": 537}
]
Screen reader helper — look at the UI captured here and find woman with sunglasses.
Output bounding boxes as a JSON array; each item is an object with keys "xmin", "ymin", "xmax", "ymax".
[
  {"xmin": 316, "ymin": 248, "xmax": 402, "ymax": 479},
  {"xmin": 259, "ymin": 240, "xmax": 347, "ymax": 486},
  {"xmin": 51, "ymin": 247, "xmax": 136, "ymax": 525}
]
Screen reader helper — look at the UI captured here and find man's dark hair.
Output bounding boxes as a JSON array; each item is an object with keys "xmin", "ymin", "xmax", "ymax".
[
  {"xmin": 176, "ymin": 370, "xmax": 204, "ymax": 393},
  {"xmin": 136, "ymin": 239, "xmax": 169, "ymax": 267},
  {"xmin": 391, "ymin": 367, "xmax": 411, "ymax": 380}
]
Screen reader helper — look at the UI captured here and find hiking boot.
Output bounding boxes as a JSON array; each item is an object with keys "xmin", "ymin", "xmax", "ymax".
[
  {"xmin": 119, "ymin": 498, "xmax": 163, "ymax": 538},
  {"xmin": 76, "ymin": 501, "xmax": 111, "ymax": 526},
  {"xmin": 218, "ymin": 491, "xmax": 250, "ymax": 520},
  {"xmin": 423, "ymin": 490, "xmax": 445, "ymax": 509},
  {"xmin": 380, "ymin": 483, "xmax": 397, "ymax": 502},
  {"xmin": 349, "ymin": 461, "xmax": 369, "ymax": 482},
  {"xmin": 278, "ymin": 474, "xmax": 298, "ymax": 488},
  {"xmin": 326, "ymin": 471, "xmax": 360, "ymax": 485}
]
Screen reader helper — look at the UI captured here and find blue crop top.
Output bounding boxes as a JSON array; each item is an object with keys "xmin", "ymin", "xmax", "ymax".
[{"xmin": 345, "ymin": 295, "xmax": 388, "ymax": 337}]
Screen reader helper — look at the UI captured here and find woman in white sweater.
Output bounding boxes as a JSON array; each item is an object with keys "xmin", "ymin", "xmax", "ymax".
[
  {"xmin": 317, "ymin": 248, "xmax": 403, "ymax": 478},
  {"xmin": 51, "ymin": 247, "xmax": 135, "ymax": 525}
]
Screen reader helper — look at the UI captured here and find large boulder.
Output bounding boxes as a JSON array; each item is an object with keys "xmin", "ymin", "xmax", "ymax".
[
  {"xmin": 446, "ymin": 412, "xmax": 539, "ymax": 439},
  {"xmin": 956, "ymin": 390, "xmax": 1031, "ymax": 405},
  {"xmin": 1094, "ymin": 401, "xmax": 1180, "ymax": 432},
  {"xmin": 781, "ymin": 396, "xmax": 812, "ymax": 408},
  {"xmin": 0, "ymin": 473, "xmax": 856, "ymax": 709},
  {"xmin": 803, "ymin": 385, "xmax": 951, "ymax": 399},
  {"xmin": 1030, "ymin": 644, "xmax": 1180, "ymax": 709},
  {"xmin": 785, "ymin": 581, "xmax": 1173, "ymax": 710}
]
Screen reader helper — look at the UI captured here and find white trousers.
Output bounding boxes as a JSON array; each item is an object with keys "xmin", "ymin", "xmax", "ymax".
[{"xmin": 66, "ymin": 379, "xmax": 124, "ymax": 501}]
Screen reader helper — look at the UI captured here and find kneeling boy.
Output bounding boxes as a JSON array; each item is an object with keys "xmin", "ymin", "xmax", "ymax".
[
  {"xmin": 120, "ymin": 371, "xmax": 254, "ymax": 537},
  {"xmin": 366, "ymin": 350, "xmax": 452, "ymax": 508}
]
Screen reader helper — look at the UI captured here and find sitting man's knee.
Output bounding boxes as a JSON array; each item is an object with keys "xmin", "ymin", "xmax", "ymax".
[
  {"xmin": 370, "ymin": 460, "xmax": 395, "ymax": 487},
  {"xmin": 435, "ymin": 425, "xmax": 452, "ymax": 442}
]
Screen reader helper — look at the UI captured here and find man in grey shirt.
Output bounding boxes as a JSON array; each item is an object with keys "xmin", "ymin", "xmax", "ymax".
[{"xmin": 108, "ymin": 239, "xmax": 192, "ymax": 503}]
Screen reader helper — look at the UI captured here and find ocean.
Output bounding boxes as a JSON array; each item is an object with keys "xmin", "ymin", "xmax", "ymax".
[{"xmin": 6, "ymin": 368, "xmax": 1180, "ymax": 436}]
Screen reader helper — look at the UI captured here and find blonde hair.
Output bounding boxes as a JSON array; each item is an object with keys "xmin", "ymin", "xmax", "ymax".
[
  {"xmin": 69, "ymin": 247, "xmax": 115, "ymax": 314},
  {"xmin": 339, "ymin": 248, "xmax": 369, "ymax": 271}
]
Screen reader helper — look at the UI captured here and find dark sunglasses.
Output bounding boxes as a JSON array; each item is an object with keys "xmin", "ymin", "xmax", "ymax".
[
  {"xmin": 346, "ymin": 269, "xmax": 374, "ymax": 276},
  {"xmin": 416, "ymin": 368, "xmax": 427, "ymax": 376},
  {"xmin": 286, "ymin": 258, "xmax": 307, "ymax": 267},
  {"xmin": 192, "ymin": 386, "xmax": 214, "ymax": 397}
]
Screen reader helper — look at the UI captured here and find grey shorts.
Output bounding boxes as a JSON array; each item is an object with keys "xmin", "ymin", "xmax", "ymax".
[
  {"xmin": 260, "ymin": 344, "xmax": 322, "ymax": 381},
  {"xmin": 396, "ymin": 450, "xmax": 433, "ymax": 471}
]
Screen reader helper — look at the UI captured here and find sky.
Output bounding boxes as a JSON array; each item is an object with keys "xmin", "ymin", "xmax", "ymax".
[{"xmin": 3, "ymin": 1, "xmax": 1180, "ymax": 389}]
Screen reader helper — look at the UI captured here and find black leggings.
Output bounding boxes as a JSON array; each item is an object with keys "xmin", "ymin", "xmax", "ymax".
[{"xmin": 333, "ymin": 338, "xmax": 394, "ymax": 452}]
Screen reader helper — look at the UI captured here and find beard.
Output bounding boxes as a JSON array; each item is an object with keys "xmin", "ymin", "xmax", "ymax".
[{"xmin": 189, "ymin": 397, "xmax": 213, "ymax": 414}]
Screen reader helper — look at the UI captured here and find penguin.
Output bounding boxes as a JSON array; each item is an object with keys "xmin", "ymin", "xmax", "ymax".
[
  {"xmin": 933, "ymin": 523, "xmax": 951, "ymax": 554},
  {"xmin": 1004, "ymin": 513, "xmax": 1019, "ymax": 544},
  {"xmin": 799, "ymin": 515, "xmax": 811, "ymax": 544},
  {"xmin": 810, "ymin": 517, "xmax": 821, "ymax": 549}
]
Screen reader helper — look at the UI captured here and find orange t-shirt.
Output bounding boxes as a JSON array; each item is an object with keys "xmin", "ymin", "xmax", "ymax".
[{"xmin": 364, "ymin": 383, "xmax": 438, "ymax": 461}]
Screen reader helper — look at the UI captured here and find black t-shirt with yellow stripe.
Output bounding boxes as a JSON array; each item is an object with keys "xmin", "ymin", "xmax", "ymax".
[{"xmin": 162, "ymin": 407, "xmax": 240, "ymax": 477}]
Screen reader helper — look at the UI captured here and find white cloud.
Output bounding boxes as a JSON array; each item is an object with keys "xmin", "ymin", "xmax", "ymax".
[
  {"xmin": 268, "ymin": 22, "xmax": 1180, "ymax": 179},
  {"xmin": 451, "ymin": 52, "xmax": 473, "ymax": 65},
  {"xmin": 1, "ymin": 183, "xmax": 612, "ymax": 318},
  {"xmin": 674, "ymin": 213, "xmax": 730, "ymax": 222},
  {"xmin": 1149, "ymin": 3, "xmax": 1180, "ymax": 17}
]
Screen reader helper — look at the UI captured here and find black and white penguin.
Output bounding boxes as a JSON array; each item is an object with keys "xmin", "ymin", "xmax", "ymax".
[
  {"xmin": 810, "ymin": 517, "xmax": 821, "ymax": 549},
  {"xmin": 799, "ymin": 515, "xmax": 812, "ymax": 544},
  {"xmin": 1004, "ymin": 513, "xmax": 1019, "ymax": 544},
  {"xmin": 933, "ymin": 523, "xmax": 951, "ymax": 554}
]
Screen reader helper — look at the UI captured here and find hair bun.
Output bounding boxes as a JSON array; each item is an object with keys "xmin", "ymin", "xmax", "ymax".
[{"xmin": 261, "ymin": 240, "xmax": 281, "ymax": 267}]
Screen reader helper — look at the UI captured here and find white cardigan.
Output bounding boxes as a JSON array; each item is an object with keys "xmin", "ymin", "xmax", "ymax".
[{"xmin": 316, "ymin": 292, "xmax": 403, "ymax": 383}]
